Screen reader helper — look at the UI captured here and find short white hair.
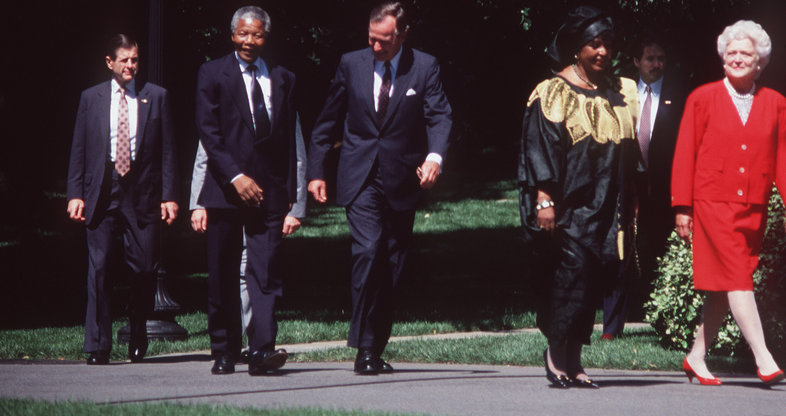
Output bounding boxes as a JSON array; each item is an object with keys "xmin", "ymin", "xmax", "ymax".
[
  {"xmin": 231, "ymin": 6, "xmax": 271, "ymax": 34},
  {"xmin": 717, "ymin": 20, "xmax": 771, "ymax": 69}
]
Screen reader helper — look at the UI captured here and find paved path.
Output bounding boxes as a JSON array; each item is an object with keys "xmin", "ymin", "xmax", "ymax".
[{"xmin": 1, "ymin": 325, "xmax": 783, "ymax": 416}]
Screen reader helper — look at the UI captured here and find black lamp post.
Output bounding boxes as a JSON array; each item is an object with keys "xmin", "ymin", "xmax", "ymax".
[{"xmin": 118, "ymin": 0, "xmax": 187, "ymax": 344}]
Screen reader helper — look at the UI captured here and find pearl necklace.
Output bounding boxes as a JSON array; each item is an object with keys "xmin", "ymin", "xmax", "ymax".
[
  {"xmin": 723, "ymin": 77, "xmax": 755, "ymax": 125},
  {"xmin": 724, "ymin": 77, "xmax": 755, "ymax": 101},
  {"xmin": 572, "ymin": 64, "xmax": 597, "ymax": 89}
]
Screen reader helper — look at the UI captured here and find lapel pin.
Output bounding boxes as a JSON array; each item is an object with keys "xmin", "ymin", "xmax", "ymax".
[{"xmin": 141, "ymin": 98, "xmax": 149, "ymax": 103}]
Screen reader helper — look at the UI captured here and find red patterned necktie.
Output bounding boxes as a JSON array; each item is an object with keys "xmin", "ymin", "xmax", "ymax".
[
  {"xmin": 115, "ymin": 87, "xmax": 130, "ymax": 176},
  {"xmin": 638, "ymin": 85, "xmax": 652, "ymax": 169},
  {"xmin": 377, "ymin": 60, "xmax": 391, "ymax": 125}
]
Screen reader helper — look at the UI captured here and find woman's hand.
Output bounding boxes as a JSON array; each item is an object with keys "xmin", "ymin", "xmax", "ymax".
[
  {"xmin": 675, "ymin": 206, "xmax": 693, "ymax": 244},
  {"xmin": 536, "ymin": 189, "xmax": 556, "ymax": 232},
  {"xmin": 537, "ymin": 206, "xmax": 556, "ymax": 231}
]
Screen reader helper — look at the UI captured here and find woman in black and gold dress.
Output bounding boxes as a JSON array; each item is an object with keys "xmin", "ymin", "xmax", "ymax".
[{"xmin": 518, "ymin": 6, "xmax": 640, "ymax": 388}]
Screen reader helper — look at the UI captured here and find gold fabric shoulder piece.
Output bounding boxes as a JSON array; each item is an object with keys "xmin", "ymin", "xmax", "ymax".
[{"xmin": 528, "ymin": 77, "xmax": 637, "ymax": 145}]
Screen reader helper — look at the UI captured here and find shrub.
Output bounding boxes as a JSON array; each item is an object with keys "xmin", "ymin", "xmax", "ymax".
[{"xmin": 645, "ymin": 189, "xmax": 786, "ymax": 361}]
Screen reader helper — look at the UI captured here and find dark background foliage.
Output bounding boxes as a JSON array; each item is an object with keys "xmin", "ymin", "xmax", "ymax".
[{"xmin": 1, "ymin": 0, "xmax": 786, "ymax": 330}]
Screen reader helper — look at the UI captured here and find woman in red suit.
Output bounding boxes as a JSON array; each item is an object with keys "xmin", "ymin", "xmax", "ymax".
[{"xmin": 672, "ymin": 20, "xmax": 785, "ymax": 386}]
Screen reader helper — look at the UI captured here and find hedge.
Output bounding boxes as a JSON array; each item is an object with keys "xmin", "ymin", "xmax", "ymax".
[{"xmin": 645, "ymin": 189, "xmax": 786, "ymax": 361}]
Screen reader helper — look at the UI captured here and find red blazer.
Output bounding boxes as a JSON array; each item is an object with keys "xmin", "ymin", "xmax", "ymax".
[{"xmin": 671, "ymin": 80, "xmax": 786, "ymax": 207}]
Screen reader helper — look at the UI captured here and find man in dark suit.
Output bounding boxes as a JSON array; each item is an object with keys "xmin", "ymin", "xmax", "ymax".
[
  {"xmin": 308, "ymin": 1, "xmax": 452, "ymax": 374},
  {"xmin": 602, "ymin": 36, "xmax": 685, "ymax": 338},
  {"xmin": 66, "ymin": 34, "xmax": 179, "ymax": 365},
  {"xmin": 195, "ymin": 5, "xmax": 297, "ymax": 376}
]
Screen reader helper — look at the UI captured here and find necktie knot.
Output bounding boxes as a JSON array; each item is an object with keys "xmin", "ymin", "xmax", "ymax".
[
  {"xmin": 247, "ymin": 64, "xmax": 258, "ymax": 75},
  {"xmin": 645, "ymin": 85, "xmax": 652, "ymax": 94}
]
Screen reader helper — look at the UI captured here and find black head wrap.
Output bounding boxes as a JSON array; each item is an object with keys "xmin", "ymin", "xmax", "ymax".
[{"xmin": 547, "ymin": 6, "xmax": 614, "ymax": 66}]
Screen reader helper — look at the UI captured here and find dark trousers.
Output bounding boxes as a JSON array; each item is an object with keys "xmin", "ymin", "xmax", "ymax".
[
  {"xmin": 541, "ymin": 233, "xmax": 617, "ymax": 347},
  {"xmin": 84, "ymin": 170, "xmax": 157, "ymax": 353},
  {"xmin": 602, "ymin": 204, "xmax": 672, "ymax": 336},
  {"xmin": 345, "ymin": 168, "xmax": 415, "ymax": 353},
  {"xmin": 206, "ymin": 208, "xmax": 284, "ymax": 358}
]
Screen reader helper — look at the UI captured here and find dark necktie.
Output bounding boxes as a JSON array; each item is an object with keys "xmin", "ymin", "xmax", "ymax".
[
  {"xmin": 377, "ymin": 60, "xmax": 391, "ymax": 124},
  {"xmin": 115, "ymin": 87, "xmax": 131, "ymax": 176},
  {"xmin": 638, "ymin": 85, "xmax": 652, "ymax": 169},
  {"xmin": 247, "ymin": 64, "xmax": 271, "ymax": 138}
]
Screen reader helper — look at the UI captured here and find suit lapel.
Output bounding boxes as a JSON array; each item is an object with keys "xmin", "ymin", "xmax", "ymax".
[
  {"xmin": 136, "ymin": 83, "xmax": 151, "ymax": 152},
  {"xmin": 358, "ymin": 50, "xmax": 376, "ymax": 127},
  {"xmin": 651, "ymin": 80, "xmax": 673, "ymax": 143},
  {"xmin": 380, "ymin": 47, "xmax": 414, "ymax": 131},
  {"xmin": 99, "ymin": 82, "xmax": 112, "ymax": 157},
  {"xmin": 223, "ymin": 54, "xmax": 255, "ymax": 135},
  {"xmin": 269, "ymin": 64, "xmax": 286, "ymax": 133}
]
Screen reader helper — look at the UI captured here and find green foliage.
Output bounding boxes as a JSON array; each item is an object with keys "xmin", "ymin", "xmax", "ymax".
[{"xmin": 646, "ymin": 190, "xmax": 786, "ymax": 360}]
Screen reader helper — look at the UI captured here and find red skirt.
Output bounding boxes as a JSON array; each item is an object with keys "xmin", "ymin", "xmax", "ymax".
[{"xmin": 691, "ymin": 200, "xmax": 767, "ymax": 291}]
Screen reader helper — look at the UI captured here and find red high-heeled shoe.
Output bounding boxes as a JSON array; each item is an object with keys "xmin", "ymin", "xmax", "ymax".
[
  {"xmin": 757, "ymin": 369, "xmax": 784, "ymax": 386},
  {"xmin": 682, "ymin": 357, "xmax": 722, "ymax": 385}
]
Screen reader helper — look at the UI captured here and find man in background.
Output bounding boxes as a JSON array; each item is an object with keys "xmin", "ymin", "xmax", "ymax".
[
  {"xmin": 603, "ymin": 35, "xmax": 685, "ymax": 339},
  {"xmin": 66, "ymin": 34, "xmax": 178, "ymax": 365}
]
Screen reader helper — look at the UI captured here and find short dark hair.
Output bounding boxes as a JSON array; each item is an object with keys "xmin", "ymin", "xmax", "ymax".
[
  {"xmin": 107, "ymin": 34, "xmax": 138, "ymax": 60},
  {"xmin": 634, "ymin": 34, "xmax": 666, "ymax": 60},
  {"xmin": 369, "ymin": 1, "xmax": 409, "ymax": 35}
]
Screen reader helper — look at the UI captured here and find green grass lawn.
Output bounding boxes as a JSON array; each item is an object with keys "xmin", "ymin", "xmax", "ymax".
[
  {"xmin": 0, "ymin": 400, "xmax": 422, "ymax": 416},
  {"xmin": 0, "ymin": 178, "xmax": 750, "ymax": 374}
]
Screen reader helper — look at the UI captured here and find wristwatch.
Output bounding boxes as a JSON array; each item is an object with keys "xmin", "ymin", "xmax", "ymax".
[{"xmin": 535, "ymin": 199, "xmax": 555, "ymax": 211}]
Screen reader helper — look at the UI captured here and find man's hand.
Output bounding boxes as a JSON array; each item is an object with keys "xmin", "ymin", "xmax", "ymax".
[
  {"xmin": 308, "ymin": 179, "xmax": 327, "ymax": 203},
  {"xmin": 282, "ymin": 215, "xmax": 301, "ymax": 236},
  {"xmin": 67, "ymin": 199, "xmax": 86, "ymax": 223},
  {"xmin": 191, "ymin": 209, "xmax": 207, "ymax": 233},
  {"xmin": 233, "ymin": 174, "xmax": 264, "ymax": 206},
  {"xmin": 675, "ymin": 206, "xmax": 693, "ymax": 244},
  {"xmin": 417, "ymin": 160, "xmax": 440, "ymax": 189},
  {"xmin": 161, "ymin": 201, "xmax": 179, "ymax": 225}
]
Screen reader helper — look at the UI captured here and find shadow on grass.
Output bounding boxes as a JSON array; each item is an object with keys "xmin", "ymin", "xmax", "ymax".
[{"xmin": 1, "ymin": 212, "xmax": 541, "ymax": 331}]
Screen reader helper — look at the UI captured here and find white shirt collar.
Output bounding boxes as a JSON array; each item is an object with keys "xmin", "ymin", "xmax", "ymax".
[
  {"xmin": 111, "ymin": 78, "xmax": 136, "ymax": 97},
  {"xmin": 638, "ymin": 76, "xmax": 663, "ymax": 96},
  {"xmin": 235, "ymin": 53, "xmax": 268, "ymax": 77},
  {"xmin": 375, "ymin": 47, "xmax": 403, "ymax": 72}
]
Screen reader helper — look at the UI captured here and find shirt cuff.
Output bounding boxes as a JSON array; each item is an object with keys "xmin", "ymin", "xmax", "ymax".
[
  {"xmin": 425, "ymin": 153, "xmax": 443, "ymax": 167},
  {"xmin": 230, "ymin": 174, "xmax": 244, "ymax": 184}
]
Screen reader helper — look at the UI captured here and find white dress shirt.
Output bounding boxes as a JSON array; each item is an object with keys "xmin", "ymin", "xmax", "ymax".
[
  {"xmin": 373, "ymin": 48, "xmax": 442, "ymax": 166},
  {"xmin": 636, "ymin": 76, "xmax": 663, "ymax": 137},
  {"xmin": 236, "ymin": 53, "xmax": 272, "ymax": 121},
  {"xmin": 109, "ymin": 78, "xmax": 138, "ymax": 161},
  {"xmin": 373, "ymin": 47, "xmax": 402, "ymax": 111},
  {"xmin": 231, "ymin": 53, "xmax": 273, "ymax": 183}
]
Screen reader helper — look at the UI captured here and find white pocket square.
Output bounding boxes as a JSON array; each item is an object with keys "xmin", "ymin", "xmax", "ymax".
[{"xmin": 406, "ymin": 88, "xmax": 417, "ymax": 96}]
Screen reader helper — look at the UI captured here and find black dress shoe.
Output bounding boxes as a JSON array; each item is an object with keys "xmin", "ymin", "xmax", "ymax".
[
  {"xmin": 129, "ymin": 341, "xmax": 148, "ymax": 363},
  {"xmin": 354, "ymin": 349, "xmax": 379, "ymax": 375},
  {"xmin": 238, "ymin": 349, "xmax": 250, "ymax": 364},
  {"xmin": 543, "ymin": 349, "xmax": 569, "ymax": 389},
  {"xmin": 86, "ymin": 351, "xmax": 110, "ymax": 365},
  {"xmin": 211, "ymin": 355, "xmax": 236, "ymax": 375},
  {"xmin": 375, "ymin": 357, "xmax": 394, "ymax": 373},
  {"xmin": 249, "ymin": 349, "xmax": 288, "ymax": 376}
]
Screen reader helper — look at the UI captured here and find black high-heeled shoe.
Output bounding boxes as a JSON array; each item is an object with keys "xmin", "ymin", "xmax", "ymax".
[
  {"xmin": 544, "ymin": 349, "xmax": 570, "ymax": 389},
  {"xmin": 569, "ymin": 375, "xmax": 599, "ymax": 389}
]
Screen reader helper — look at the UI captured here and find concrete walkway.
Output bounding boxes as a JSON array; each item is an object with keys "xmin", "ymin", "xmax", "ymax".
[{"xmin": 1, "ymin": 325, "xmax": 783, "ymax": 415}]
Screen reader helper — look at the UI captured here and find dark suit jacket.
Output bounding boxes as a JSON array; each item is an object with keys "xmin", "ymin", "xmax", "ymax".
[
  {"xmin": 66, "ymin": 80, "xmax": 178, "ymax": 227},
  {"xmin": 307, "ymin": 47, "xmax": 452, "ymax": 210},
  {"xmin": 642, "ymin": 77, "xmax": 685, "ymax": 220},
  {"xmin": 195, "ymin": 53, "xmax": 297, "ymax": 215}
]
